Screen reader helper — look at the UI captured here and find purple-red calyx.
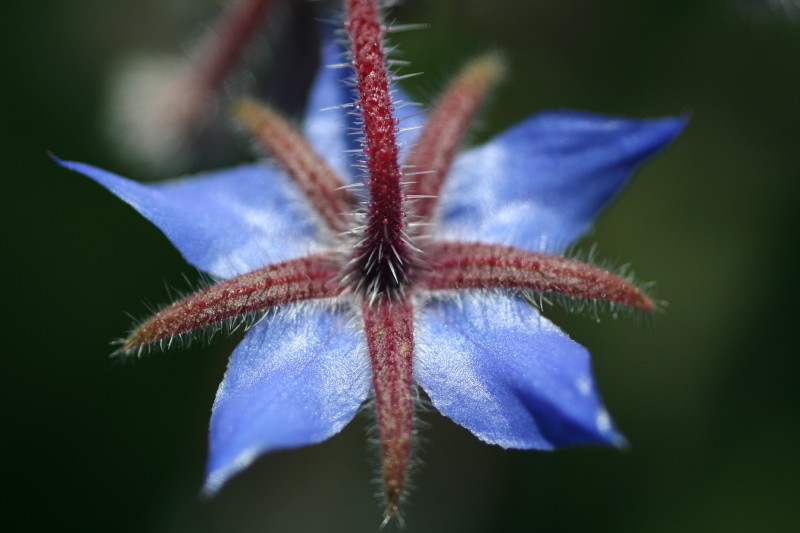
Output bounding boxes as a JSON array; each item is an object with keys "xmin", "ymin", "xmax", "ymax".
[
  {"xmin": 346, "ymin": 0, "xmax": 413, "ymax": 296},
  {"xmin": 60, "ymin": 0, "xmax": 685, "ymax": 521}
]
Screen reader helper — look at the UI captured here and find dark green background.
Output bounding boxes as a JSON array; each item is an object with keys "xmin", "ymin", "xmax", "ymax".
[{"xmin": 4, "ymin": 0, "xmax": 799, "ymax": 531}]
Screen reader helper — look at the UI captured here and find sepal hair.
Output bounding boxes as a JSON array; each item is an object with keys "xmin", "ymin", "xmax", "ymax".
[
  {"xmin": 360, "ymin": 382, "xmax": 428, "ymax": 527},
  {"xmin": 110, "ymin": 270, "xmax": 255, "ymax": 359},
  {"xmin": 519, "ymin": 244, "xmax": 661, "ymax": 322}
]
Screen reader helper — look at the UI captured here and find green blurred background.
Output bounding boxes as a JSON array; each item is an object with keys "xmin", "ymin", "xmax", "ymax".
[{"xmin": 4, "ymin": 0, "xmax": 799, "ymax": 531}]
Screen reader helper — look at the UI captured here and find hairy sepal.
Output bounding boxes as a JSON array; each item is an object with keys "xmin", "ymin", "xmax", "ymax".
[
  {"xmin": 346, "ymin": 0, "xmax": 415, "ymax": 296},
  {"xmin": 235, "ymin": 98, "xmax": 355, "ymax": 233},
  {"xmin": 121, "ymin": 254, "xmax": 343, "ymax": 355},
  {"xmin": 419, "ymin": 241, "xmax": 655, "ymax": 312},
  {"xmin": 361, "ymin": 295, "xmax": 416, "ymax": 519},
  {"xmin": 406, "ymin": 52, "xmax": 506, "ymax": 223}
]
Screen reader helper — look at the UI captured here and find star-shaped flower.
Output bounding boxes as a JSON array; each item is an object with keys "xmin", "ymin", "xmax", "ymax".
[{"xmin": 59, "ymin": 0, "xmax": 684, "ymax": 518}]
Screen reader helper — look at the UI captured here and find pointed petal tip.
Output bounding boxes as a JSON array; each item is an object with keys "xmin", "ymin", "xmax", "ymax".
[
  {"xmin": 531, "ymin": 108, "xmax": 689, "ymax": 147},
  {"xmin": 51, "ymin": 154, "xmax": 79, "ymax": 172},
  {"xmin": 593, "ymin": 407, "xmax": 628, "ymax": 450},
  {"xmin": 202, "ymin": 447, "xmax": 259, "ymax": 498},
  {"xmin": 416, "ymin": 294, "xmax": 629, "ymax": 451},
  {"xmin": 204, "ymin": 307, "xmax": 369, "ymax": 500},
  {"xmin": 51, "ymin": 153, "xmax": 86, "ymax": 177},
  {"xmin": 612, "ymin": 431, "xmax": 631, "ymax": 451},
  {"xmin": 654, "ymin": 112, "xmax": 690, "ymax": 143},
  {"xmin": 53, "ymin": 157, "xmax": 113, "ymax": 181}
]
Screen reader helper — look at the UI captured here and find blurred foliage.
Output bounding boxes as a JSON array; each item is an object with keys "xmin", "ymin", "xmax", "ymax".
[{"xmin": 3, "ymin": 0, "xmax": 799, "ymax": 531}]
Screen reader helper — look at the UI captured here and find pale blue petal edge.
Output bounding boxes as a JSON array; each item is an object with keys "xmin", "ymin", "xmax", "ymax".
[
  {"xmin": 302, "ymin": 24, "xmax": 426, "ymax": 183},
  {"xmin": 57, "ymin": 159, "xmax": 326, "ymax": 279},
  {"xmin": 204, "ymin": 303, "xmax": 370, "ymax": 494},
  {"xmin": 415, "ymin": 293, "xmax": 624, "ymax": 449},
  {"xmin": 436, "ymin": 111, "xmax": 687, "ymax": 252}
]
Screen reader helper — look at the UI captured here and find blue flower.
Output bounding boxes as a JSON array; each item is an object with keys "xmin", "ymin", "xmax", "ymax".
[{"xmin": 59, "ymin": 2, "xmax": 684, "ymax": 517}]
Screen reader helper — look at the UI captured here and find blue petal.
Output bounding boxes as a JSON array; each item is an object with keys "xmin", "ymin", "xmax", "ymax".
[
  {"xmin": 436, "ymin": 111, "xmax": 687, "ymax": 252},
  {"xmin": 204, "ymin": 303, "xmax": 370, "ymax": 494},
  {"xmin": 415, "ymin": 293, "xmax": 624, "ymax": 449},
  {"xmin": 303, "ymin": 27, "xmax": 426, "ymax": 183},
  {"xmin": 58, "ymin": 159, "xmax": 327, "ymax": 279},
  {"xmin": 302, "ymin": 29, "xmax": 359, "ymax": 180}
]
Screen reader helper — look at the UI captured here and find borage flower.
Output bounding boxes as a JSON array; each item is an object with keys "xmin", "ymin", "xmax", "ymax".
[{"xmin": 59, "ymin": 0, "xmax": 684, "ymax": 519}]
